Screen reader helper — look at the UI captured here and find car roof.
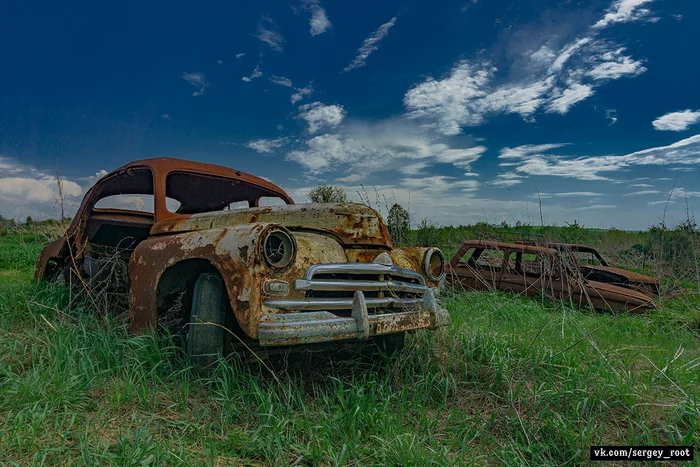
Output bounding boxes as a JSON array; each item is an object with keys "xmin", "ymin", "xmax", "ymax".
[
  {"xmin": 460, "ymin": 240, "xmax": 559, "ymax": 255},
  {"xmin": 115, "ymin": 157, "xmax": 294, "ymax": 204}
]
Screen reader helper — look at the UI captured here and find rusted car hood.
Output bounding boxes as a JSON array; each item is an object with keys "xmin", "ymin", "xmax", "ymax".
[
  {"xmin": 152, "ymin": 203, "xmax": 392, "ymax": 247},
  {"xmin": 589, "ymin": 265, "xmax": 658, "ymax": 284}
]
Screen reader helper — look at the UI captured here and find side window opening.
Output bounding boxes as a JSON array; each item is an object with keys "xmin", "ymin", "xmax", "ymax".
[
  {"xmin": 474, "ymin": 248, "xmax": 504, "ymax": 271},
  {"xmin": 457, "ymin": 247, "xmax": 477, "ymax": 266}
]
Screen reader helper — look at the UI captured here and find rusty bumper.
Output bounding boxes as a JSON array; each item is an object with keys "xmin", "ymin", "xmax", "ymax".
[{"xmin": 257, "ymin": 289, "xmax": 450, "ymax": 346}]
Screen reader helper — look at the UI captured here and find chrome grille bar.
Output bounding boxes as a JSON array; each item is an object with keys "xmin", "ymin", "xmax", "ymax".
[
  {"xmin": 294, "ymin": 279, "xmax": 426, "ymax": 294},
  {"xmin": 265, "ymin": 297, "xmax": 423, "ymax": 311},
  {"xmin": 305, "ymin": 263, "xmax": 425, "ymax": 284}
]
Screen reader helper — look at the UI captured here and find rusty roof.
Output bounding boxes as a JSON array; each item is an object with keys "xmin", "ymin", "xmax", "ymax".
[
  {"xmin": 116, "ymin": 157, "xmax": 294, "ymax": 204},
  {"xmin": 460, "ymin": 239, "xmax": 559, "ymax": 255}
]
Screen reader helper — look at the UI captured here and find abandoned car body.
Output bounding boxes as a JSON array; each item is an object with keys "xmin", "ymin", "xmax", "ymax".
[
  {"xmin": 35, "ymin": 158, "xmax": 449, "ymax": 361},
  {"xmin": 520, "ymin": 242, "xmax": 660, "ymax": 297},
  {"xmin": 446, "ymin": 240, "xmax": 655, "ymax": 312}
]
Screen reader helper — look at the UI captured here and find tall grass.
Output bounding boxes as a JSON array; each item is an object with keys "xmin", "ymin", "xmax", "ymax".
[{"xmin": 1, "ymin": 227, "xmax": 699, "ymax": 465}]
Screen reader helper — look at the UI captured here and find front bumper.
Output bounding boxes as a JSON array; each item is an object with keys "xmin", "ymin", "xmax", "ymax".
[{"xmin": 258, "ymin": 288, "xmax": 450, "ymax": 346}]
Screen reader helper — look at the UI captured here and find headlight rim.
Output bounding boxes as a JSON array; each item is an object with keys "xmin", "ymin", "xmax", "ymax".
[
  {"xmin": 261, "ymin": 227, "xmax": 296, "ymax": 271},
  {"xmin": 424, "ymin": 247, "xmax": 445, "ymax": 282}
]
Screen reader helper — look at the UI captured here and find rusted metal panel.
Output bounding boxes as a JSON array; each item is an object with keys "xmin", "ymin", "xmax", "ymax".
[
  {"xmin": 152, "ymin": 203, "xmax": 393, "ymax": 248},
  {"xmin": 447, "ymin": 240, "xmax": 655, "ymax": 312}
]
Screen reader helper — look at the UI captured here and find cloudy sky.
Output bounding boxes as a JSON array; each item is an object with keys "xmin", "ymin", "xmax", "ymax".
[{"xmin": 1, "ymin": 0, "xmax": 699, "ymax": 229}]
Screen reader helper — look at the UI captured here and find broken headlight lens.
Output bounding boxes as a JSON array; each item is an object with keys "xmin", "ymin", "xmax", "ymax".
[
  {"xmin": 262, "ymin": 228, "xmax": 296, "ymax": 270},
  {"xmin": 424, "ymin": 247, "xmax": 445, "ymax": 282}
]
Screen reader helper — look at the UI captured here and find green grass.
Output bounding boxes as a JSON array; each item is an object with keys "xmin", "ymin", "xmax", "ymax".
[{"xmin": 1, "ymin": 233, "xmax": 699, "ymax": 466}]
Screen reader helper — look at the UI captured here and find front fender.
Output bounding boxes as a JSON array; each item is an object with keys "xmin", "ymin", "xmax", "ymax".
[
  {"xmin": 34, "ymin": 238, "xmax": 67, "ymax": 281},
  {"xmin": 128, "ymin": 223, "xmax": 271, "ymax": 337}
]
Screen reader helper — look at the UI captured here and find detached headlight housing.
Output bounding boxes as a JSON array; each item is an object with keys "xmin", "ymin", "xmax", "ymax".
[
  {"xmin": 424, "ymin": 247, "xmax": 445, "ymax": 282},
  {"xmin": 262, "ymin": 227, "xmax": 296, "ymax": 270}
]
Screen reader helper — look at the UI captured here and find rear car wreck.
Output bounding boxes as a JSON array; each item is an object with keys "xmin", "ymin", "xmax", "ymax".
[
  {"xmin": 35, "ymin": 158, "xmax": 449, "ymax": 363},
  {"xmin": 528, "ymin": 242, "xmax": 660, "ymax": 297},
  {"xmin": 446, "ymin": 240, "xmax": 655, "ymax": 312}
]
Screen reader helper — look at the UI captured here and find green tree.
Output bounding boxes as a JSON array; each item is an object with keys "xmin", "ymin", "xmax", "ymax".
[
  {"xmin": 308, "ymin": 185, "xmax": 348, "ymax": 203},
  {"xmin": 387, "ymin": 203, "xmax": 410, "ymax": 244}
]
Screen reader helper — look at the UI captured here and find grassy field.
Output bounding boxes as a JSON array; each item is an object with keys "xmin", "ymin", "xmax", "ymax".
[{"xmin": 1, "ymin": 228, "xmax": 699, "ymax": 466}]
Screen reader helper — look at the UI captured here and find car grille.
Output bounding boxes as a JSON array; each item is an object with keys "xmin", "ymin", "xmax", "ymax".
[{"xmin": 264, "ymin": 263, "xmax": 428, "ymax": 316}]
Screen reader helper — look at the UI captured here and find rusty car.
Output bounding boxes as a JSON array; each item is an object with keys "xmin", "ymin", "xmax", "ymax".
[
  {"xmin": 35, "ymin": 158, "xmax": 449, "ymax": 366},
  {"xmin": 518, "ymin": 241, "xmax": 660, "ymax": 297},
  {"xmin": 446, "ymin": 240, "xmax": 655, "ymax": 312}
]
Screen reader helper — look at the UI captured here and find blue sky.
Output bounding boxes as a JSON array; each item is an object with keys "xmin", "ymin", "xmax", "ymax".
[{"xmin": 1, "ymin": 0, "xmax": 699, "ymax": 229}]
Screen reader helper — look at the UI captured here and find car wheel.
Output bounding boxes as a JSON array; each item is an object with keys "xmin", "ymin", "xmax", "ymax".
[
  {"xmin": 372, "ymin": 332, "xmax": 406, "ymax": 357},
  {"xmin": 187, "ymin": 273, "xmax": 226, "ymax": 370}
]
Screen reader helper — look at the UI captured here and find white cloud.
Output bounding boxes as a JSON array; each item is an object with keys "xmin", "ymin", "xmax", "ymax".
[
  {"xmin": 236, "ymin": 53, "xmax": 246, "ymax": 59},
  {"xmin": 217, "ymin": 59, "xmax": 224, "ymax": 65},
  {"xmin": 255, "ymin": 22, "xmax": 284, "ymax": 52},
  {"xmin": 343, "ymin": 16, "xmax": 397, "ymax": 72},
  {"xmin": 298, "ymin": 102, "xmax": 346, "ymax": 133},
  {"xmin": 652, "ymin": 110, "xmax": 700, "ymax": 131},
  {"xmin": 623, "ymin": 189, "xmax": 660, "ymax": 196},
  {"xmin": 546, "ymin": 84, "xmax": 594, "ymax": 114},
  {"xmin": 161, "ymin": 113, "xmax": 172, "ymax": 121},
  {"xmin": 270, "ymin": 75, "xmax": 293, "ymax": 87},
  {"xmin": 630, "ymin": 183, "xmax": 653, "ymax": 188},
  {"xmin": 182, "ymin": 72, "xmax": 210, "ymax": 97},
  {"xmin": 490, "ymin": 173, "xmax": 526, "ymax": 187},
  {"xmin": 291, "ymin": 83, "xmax": 314, "ymax": 104},
  {"xmin": 496, "ymin": 135, "xmax": 700, "ymax": 182},
  {"xmin": 587, "ymin": 51, "xmax": 646, "ymax": 80},
  {"xmin": 606, "ymin": 109, "xmax": 618, "ymax": 125},
  {"xmin": 593, "ymin": 0, "xmax": 655, "ymax": 29},
  {"xmin": 669, "ymin": 187, "xmax": 700, "ymax": 199},
  {"xmin": 0, "ymin": 156, "xmax": 87, "ymax": 219},
  {"xmin": 246, "ymin": 137, "xmax": 289, "ymax": 154},
  {"xmin": 535, "ymin": 191, "xmax": 602, "ymax": 199},
  {"xmin": 242, "ymin": 64, "xmax": 263, "ymax": 82},
  {"xmin": 404, "ymin": 5, "xmax": 649, "ymax": 135},
  {"xmin": 302, "ymin": 0, "xmax": 332, "ymax": 36},
  {"xmin": 286, "ymin": 120, "xmax": 487, "ymax": 176}
]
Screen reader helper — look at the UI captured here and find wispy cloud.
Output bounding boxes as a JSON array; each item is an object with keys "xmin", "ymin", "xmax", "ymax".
[
  {"xmin": 182, "ymin": 72, "xmax": 210, "ymax": 97},
  {"xmin": 291, "ymin": 83, "xmax": 314, "ymax": 104},
  {"xmin": 242, "ymin": 64, "xmax": 263, "ymax": 82},
  {"xmin": 298, "ymin": 102, "xmax": 346, "ymax": 133},
  {"xmin": 495, "ymin": 135, "xmax": 700, "ymax": 183},
  {"xmin": 236, "ymin": 52, "xmax": 246, "ymax": 59},
  {"xmin": 403, "ymin": 1, "xmax": 649, "ymax": 135},
  {"xmin": 652, "ymin": 110, "xmax": 700, "ymax": 131},
  {"xmin": 592, "ymin": 0, "xmax": 656, "ymax": 29},
  {"xmin": 269, "ymin": 75, "xmax": 293, "ymax": 87},
  {"xmin": 343, "ymin": 16, "xmax": 397, "ymax": 72},
  {"xmin": 161, "ymin": 114, "xmax": 172, "ymax": 121},
  {"xmin": 302, "ymin": 0, "xmax": 332, "ymax": 36},
  {"xmin": 254, "ymin": 19, "xmax": 284, "ymax": 52},
  {"xmin": 287, "ymin": 120, "xmax": 486, "ymax": 177},
  {"xmin": 246, "ymin": 137, "xmax": 290, "ymax": 154}
]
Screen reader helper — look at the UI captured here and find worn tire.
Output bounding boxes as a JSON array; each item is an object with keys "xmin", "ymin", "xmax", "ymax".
[
  {"xmin": 372, "ymin": 332, "xmax": 406, "ymax": 357},
  {"xmin": 187, "ymin": 273, "xmax": 226, "ymax": 370}
]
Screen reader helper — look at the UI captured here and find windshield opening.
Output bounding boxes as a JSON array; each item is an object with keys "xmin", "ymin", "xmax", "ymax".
[{"xmin": 165, "ymin": 171, "xmax": 288, "ymax": 214}]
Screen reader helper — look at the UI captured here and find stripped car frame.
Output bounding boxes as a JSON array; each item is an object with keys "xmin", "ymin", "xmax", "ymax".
[
  {"xmin": 446, "ymin": 240, "xmax": 655, "ymax": 312},
  {"xmin": 518, "ymin": 241, "xmax": 660, "ymax": 297},
  {"xmin": 35, "ymin": 158, "xmax": 449, "ymax": 358}
]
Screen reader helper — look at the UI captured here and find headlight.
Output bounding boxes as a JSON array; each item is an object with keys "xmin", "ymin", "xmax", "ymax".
[
  {"xmin": 423, "ymin": 247, "xmax": 445, "ymax": 282},
  {"xmin": 262, "ymin": 228, "xmax": 296, "ymax": 270}
]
